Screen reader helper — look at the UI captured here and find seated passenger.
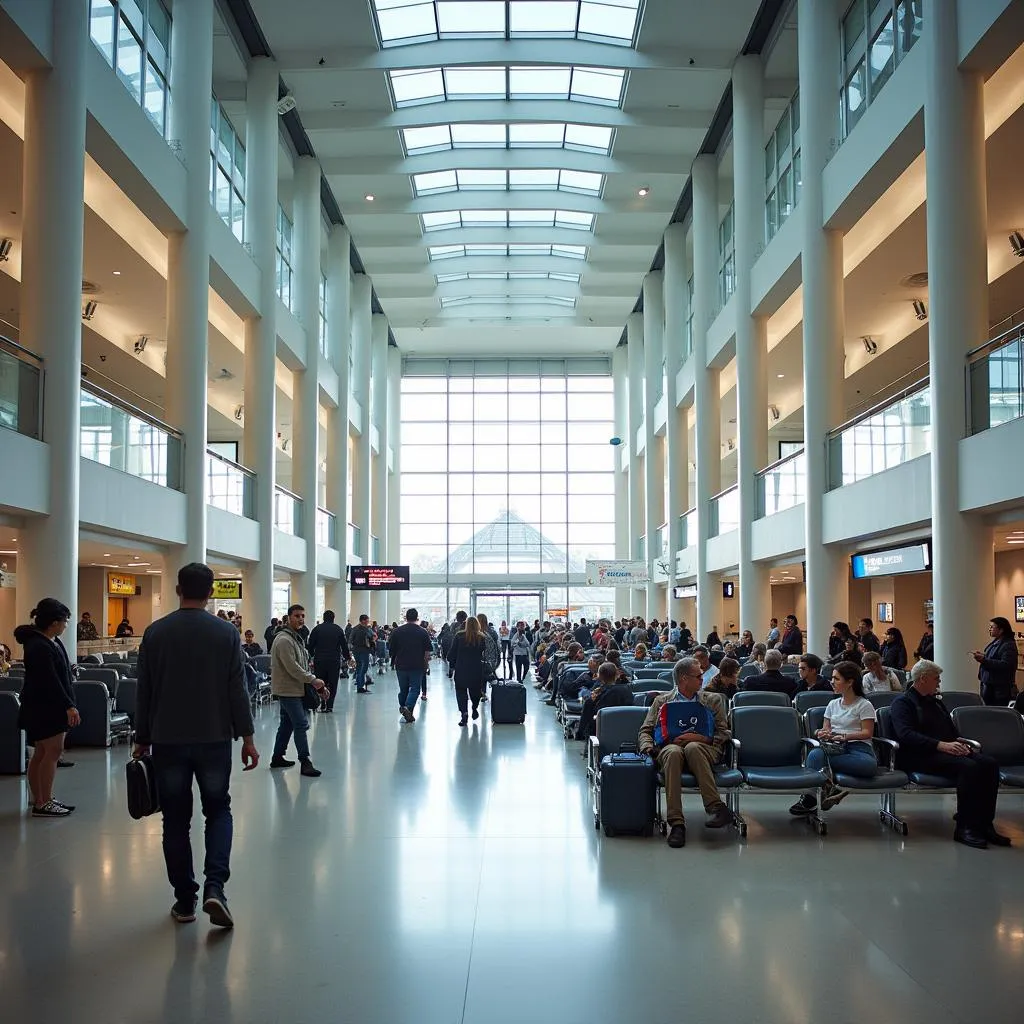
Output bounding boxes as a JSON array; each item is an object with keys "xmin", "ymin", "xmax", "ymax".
[
  {"xmin": 242, "ymin": 630, "xmax": 263, "ymax": 659},
  {"xmin": 693, "ymin": 646, "xmax": 718, "ymax": 688},
  {"xmin": 733, "ymin": 631, "xmax": 754, "ymax": 660},
  {"xmin": 574, "ymin": 656, "xmax": 602, "ymax": 701},
  {"xmin": 660, "ymin": 644, "xmax": 677, "ymax": 663},
  {"xmin": 638, "ymin": 656, "xmax": 733, "ymax": 848},
  {"xmin": 861, "ymin": 651, "xmax": 901, "ymax": 693},
  {"xmin": 890, "ymin": 660, "xmax": 1008, "ymax": 849},
  {"xmin": 576, "ymin": 661, "xmax": 634, "ymax": 742},
  {"xmin": 705, "ymin": 656, "xmax": 739, "ymax": 699},
  {"xmin": 622, "ymin": 643, "xmax": 649, "ymax": 674},
  {"xmin": 795, "ymin": 653, "xmax": 831, "ymax": 693},
  {"xmin": 739, "ymin": 649, "xmax": 796, "ymax": 700},
  {"xmin": 790, "ymin": 660, "xmax": 878, "ymax": 816}
]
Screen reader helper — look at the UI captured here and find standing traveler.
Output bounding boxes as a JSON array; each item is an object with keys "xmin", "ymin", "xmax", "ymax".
[
  {"xmin": 269, "ymin": 605, "xmax": 327, "ymax": 777},
  {"xmin": 263, "ymin": 618, "xmax": 279, "ymax": 652},
  {"xmin": 857, "ymin": 618, "xmax": 881, "ymax": 654},
  {"xmin": 777, "ymin": 615, "xmax": 803, "ymax": 656},
  {"xmin": 134, "ymin": 563, "xmax": 259, "ymax": 927},
  {"xmin": 15, "ymin": 598, "xmax": 80, "ymax": 817},
  {"xmin": 510, "ymin": 623, "xmax": 532, "ymax": 682},
  {"xmin": 241, "ymin": 630, "xmax": 263, "ymax": 658},
  {"xmin": 476, "ymin": 612, "xmax": 501, "ymax": 701},
  {"xmin": 499, "ymin": 620, "xmax": 511, "ymax": 678},
  {"xmin": 306, "ymin": 610, "xmax": 351, "ymax": 712},
  {"xmin": 972, "ymin": 616, "xmax": 1019, "ymax": 706},
  {"xmin": 390, "ymin": 607, "xmax": 432, "ymax": 723},
  {"xmin": 880, "ymin": 627, "xmax": 908, "ymax": 670},
  {"xmin": 574, "ymin": 617, "xmax": 594, "ymax": 649},
  {"xmin": 766, "ymin": 617, "xmax": 780, "ymax": 647},
  {"xmin": 349, "ymin": 613, "xmax": 375, "ymax": 693},
  {"xmin": 913, "ymin": 619, "xmax": 934, "ymax": 662},
  {"xmin": 448, "ymin": 615, "xmax": 486, "ymax": 727}
]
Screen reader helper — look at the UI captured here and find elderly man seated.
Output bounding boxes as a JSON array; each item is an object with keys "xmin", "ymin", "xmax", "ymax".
[
  {"xmin": 740, "ymin": 648, "xmax": 796, "ymax": 699},
  {"xmin": 638, "ymin": 656, "xmax": 732, "ymax": 848},
  {"xmin": 890, "ymin": 659, "xmax": 1008, "ymax": 850}
]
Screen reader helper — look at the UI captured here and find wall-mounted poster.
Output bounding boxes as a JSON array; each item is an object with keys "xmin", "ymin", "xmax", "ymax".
[{"xmin": 1015, "ymin": 596, "xmax": 1024, "ymax": 623}]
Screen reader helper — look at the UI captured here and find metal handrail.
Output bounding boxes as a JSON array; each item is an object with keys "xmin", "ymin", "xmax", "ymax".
[
  {"xmin": 206, "ymin": 448, "xmax": 255, "ymax": 477},
  {"xmin": 966, "ymin": 320, "xmax": 1024, "ymax": 362},
  {"xmin": 0, "ymin": 332, "xmax": 43, "ymax": 365},
  {"xmin": 757, "ymin": 447, "xmax": 805, "ymax": 477},
  {"xmin": 681, "ymin": 506, "xmax": 697, "ymax": 518},
  {"xmin": 317, "ymin": 506, "xmax": 336, "ymax": 519},
  {"xmin": 82, "ymin": 378, "xmax": 182, "ymax": 437},
  {"xmin": 274, "ymin": 484, "xmax": 304, "ymax": 503},
  {"xmin": 827, "ymin": 376, "xmax": 929, "ymax": 437},
  {"xmin": 710, "ymin": 484, "xmax": 738, "ymax": 503}
]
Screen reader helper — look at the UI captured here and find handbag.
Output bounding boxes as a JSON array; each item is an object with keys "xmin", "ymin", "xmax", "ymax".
[
  {"xmin": 302, "ymin": 683, "xmax": 322, "ymax": 711},
  {"xmin": 819, "ymin": 737, "xmax": 849, "ymax": 758},
  {"xmin": 125, "ymin": 754, "xmax": 160, "ymax": 819}
]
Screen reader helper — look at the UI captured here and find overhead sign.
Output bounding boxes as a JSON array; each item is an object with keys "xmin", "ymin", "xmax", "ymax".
[
  {"xmin": 349, "ymin": 565, "xmax": 411, "ymax": 591},
  {"xmin": 212, "ymin": 579, "xmax": 242, "ymax": 600},
  {"xmin": 673, "ymin": 584, "xmax": 697, "ymax": 599},
  {"xmin": 851, "ymin": 543, "xmax": 931, "ymax": 580},
  {"xmin": 107, "ymin": 573, "xmax": 137, "ymax": 596},
  {"xmin": 546, "ymin": 608, "xmax": 569, "ymax": 618},
  {"xmin": 585, "ymin": 560, "xmax": 649, "ymax": 586}
]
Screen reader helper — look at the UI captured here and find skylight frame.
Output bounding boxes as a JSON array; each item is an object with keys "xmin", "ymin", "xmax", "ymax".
[
  {"xmin": 420, "ymin": 209, "xmax": 596, "ymax": 232},
  {"xmin": 401, "ymin": 123, "xmax": 614, "ymax": 155},
  {"xmin": 440, "ymin": 293, "xmax": 578, "ymax": 309},
  {"xmin": 426, "ymin": 243, "xmax": 588, "ymax": 260},
  {"xmin": 436, "ymin": 271, "xmax": 582, "ymax": 284},
  {"xmin": 412, "ymin": 168, "xmax": 604, "ymax": 197}
]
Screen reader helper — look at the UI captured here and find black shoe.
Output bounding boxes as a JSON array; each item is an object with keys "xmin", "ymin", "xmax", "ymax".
[
  {"xmin": 171, "ymin": 899, "xmax": 197, "ymax": 923},
  {"xmin": 300, "ymin": 759, "xmax": 322, "ymax": 778},
  {"xmin": 56, "ymin": 759, "xmax": 75, "ymax": 768},
  {"xmin": 270, "ymin": 756, "xmax": 295, "ymax": 769},
  {"xmin": 320, "ymin": 707, "xmax": 333, "ymax": 714},
  {"xmin": 820, "ymin": 780, "xmax": 850, "ymax": 811},
  {"xmin": 459, "ymin": 716, "xmax": 468, "ymax": 727},
  {"xmin": 705, "ymin": 806, "xmax": 733, "ymax": 829},
  {"xmin": 356, "ymin": 687, "xmax": 368, "ymax": 694},
  {"xmin": 202, "ymin": 888, "xmax": 234, "ymax": 928},
  {"xmin": 986, "ymin": 827, "xmax": 1012, "ymax": 847},
  {"xmin": 789, "ymin": 794, "xmax": 817, "ymax": 816},
  {"xmin": 400, "ymin": 706, "xmax": 415, "ymax": 723},
  {"xmin": 471, "ymin": 706, "xmax": 479, "ymax": 720},
  {"xmin": 420, "ymin": 692, "xmax": 428, "ymax": 700},
  {"xmin": 953, "ymin": 828, "xmax": 989, "ymax": 849},
  {"xmin": 667, "ymin": 824, "xmax": 686, "ymax": 848}
]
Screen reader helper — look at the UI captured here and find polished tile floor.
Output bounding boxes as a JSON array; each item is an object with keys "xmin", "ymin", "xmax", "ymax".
[{"xmin": 1, "ymin": 663, "xmax": 1023, "ymax": 1023}]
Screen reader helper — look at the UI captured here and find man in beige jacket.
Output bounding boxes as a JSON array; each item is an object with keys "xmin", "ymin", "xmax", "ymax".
[
  {"xmin": 270, "ymin": 604, "xmax": 326, "ymax": 777},
  {"xmin": 638, "ymin": 656, "xmax": 732, "ymax": 848}
]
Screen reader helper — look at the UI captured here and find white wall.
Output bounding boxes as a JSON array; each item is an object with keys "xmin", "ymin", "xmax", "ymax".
[
  {"xmin": 79, "ymin": 458, "xmax": 187, "ymax": 544},
  {"xmin": 822, "ymin": 456, "xmax": 931, "ymax": 544},
  {"xmin": 0, "ymin": 433, "xmax": 49, "ymax": 515}
]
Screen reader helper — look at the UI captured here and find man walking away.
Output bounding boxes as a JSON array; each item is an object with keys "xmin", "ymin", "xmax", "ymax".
[
  {"xmin": 574, "ymin": 617, "xmax": 594, "ymax": 649},
  {"xmin": 349, "ymin": 614, "xmax": 375, "ymax": 693},
  {"xmin": 389, "ymin": 608, "xmax": 432, "ymax": 722},
  {"xmin": 270, "ymin": 605, "xmax": 327, "ymax": 777},
  {"xmin": 307, "ymin": 610, "xmax": 351, "ymax": 712},
  {"xmin": 134, "ymin": 562, "xmax": 259, "ymax": 929}
]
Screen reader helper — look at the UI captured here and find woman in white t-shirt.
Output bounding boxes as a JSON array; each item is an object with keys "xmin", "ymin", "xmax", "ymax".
[
  {"xmin": 790, "ymin": 660, "xmax": 878, "ymax": 816},
  {"xmin": 861, "ymin": 651, "xmax": 902, "ymax": 693}
]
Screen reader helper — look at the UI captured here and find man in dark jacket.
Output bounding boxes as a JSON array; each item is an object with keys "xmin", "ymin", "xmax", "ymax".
[
  {"xmin": 972, "ymin": 616, "xmax": 1019, "ymax": 706},
  {"xmin": 349, "ymin": 614, "xmax": 375, "ymax": 693},
  {"xmin": 890, "ymin": 659, "xmax": 1007, "ymax": 849},
  {"xmin": 795, "ymin": 653, "xmax": 831, "ymax": 693},
  {"xmin": 574, "ymin": 618, "xmax": 594, "ymax": 649},
  {"xmin": 857, "ymin": 618, "xmax": 881, "ymax": 654},
  {"xmin": 307, "ymin": 610, "xmax": 351, "ymax": 712},
  {"xmin": 739, "ymin": 649, "xmax": 797, "ymax": 700},
  {"xmin": 134, "ymin": 562, "xmax": 259, "ymax": 928},
  {"xmin": 777, "ymin": 615, "xmax": 803, "ymax": 657},
  {"xmin": 264, "ymin": 618, "xmax": 279, "ymax": 652},
  {"xmin": 914, "ymin": 619, "xmax": 934, "ymax": 662},
  {"xmin": 389, "ymin": 607, "xmax": 432, "ymax": 722}
]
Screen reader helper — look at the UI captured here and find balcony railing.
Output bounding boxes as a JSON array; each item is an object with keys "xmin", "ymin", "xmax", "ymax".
[
  {"xmin": 968, "ymin": 323, "xmax": 1024, "ymax": 434},
  {"xmin": 709, "ymin": 486, "xmax": 739, "ymax": 538},
  {"xmin": 655, "ymin": 523, "xmax": 668, "ymax": 559},
  {"xmin": 0, "ymin": 334, "xmax": 42, "ymax": 440},
  {"xmin": 827, "ymin": 379, "xmax": 931, "ymax": 489},
  {"xmin": 679, "ymin": 507, "xmax": 697, "ymax": 549},
  {"xmin": 316, "ymin": 507, "xmax": 337, "ymax": 548},
  {"xmin": 274, "ymin": 486, "xmax": 304, "ymax": 537},
  {"xmin": 80, "ymin": 381, "xmax": 183, "ymax": 489},
  {"xmin": 348, "ymin": 522, "xmax": 361, "ymax": 558},
  {"xmin": 756, "ymin": 449, "xmax": 806, "ymax": 518},
  {"xmin": 370, "ymin": 534, "xmax": 380, "ymax": 564},
  {"xmin": 206, "ymin": 450, "xmax": 255, "ymax": 519},
  {"xmin": 636, "ymin": 534, "xmax": 646, "ymax": 562}
]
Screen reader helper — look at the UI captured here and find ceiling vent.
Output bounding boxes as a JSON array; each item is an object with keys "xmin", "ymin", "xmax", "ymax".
[
  {"xmin": 900, "ymin": 272, "xmax": 929, "ymax": 289},
  {"xmin": 211, "ymin": 368, "xmax": 235, "ymax": 382}
]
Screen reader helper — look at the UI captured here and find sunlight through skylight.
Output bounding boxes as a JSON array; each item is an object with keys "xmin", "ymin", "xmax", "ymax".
[
  {"xmin": 437, "ymin": 271, "xmax": 581, "ymax": 283},
  {"xmin": 413, "ymin": 168, "xmax": 603, "ymax": 196},
  {"xmin": 401, "ymin": 122, "xmax": 613, "ymax": 154},
  {"xmin": 427, "ymin": 243, "xmax": 588, "ymax": 260},
  {"xmin": 440, "ymin": 294, "xmax": 578, "ymax": 308},
  {"xmin": 422, "ymin": 209, "xmax": 595, "ymax": 231}
]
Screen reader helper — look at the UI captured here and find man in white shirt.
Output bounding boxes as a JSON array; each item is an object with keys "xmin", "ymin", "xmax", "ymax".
[
  {"xmin": 694, "ymin": 646, "xmax": 718, "ymax": 688},
  {"xmin": 766, "ymin": 618, "xmax": 780, "ymax": 646}
]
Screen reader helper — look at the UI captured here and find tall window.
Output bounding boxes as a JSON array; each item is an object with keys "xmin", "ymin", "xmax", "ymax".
[
  {"xmin": 765, "ymin": 91, "xmax": 801, "ymax": 242},
  {"xmin": 685, "ymin": 275, "xmax": 694, "ymax": 358},
  {"xmin": 276, "ymin": 206, "xmax": 293, "ymax": 310},
  {"xmin": 89, "ymin": 0, "xmax": 171, "ymax": 137},
  {"xmin": 210, "ymin": 98, "xmax": 246, "ymax": 242},
  {"xmin": 841, "ymin": 0, "xmax": 922, "ymax": 137},
  {"xmin": 318, "ymin": 272, "xmax": 329, "ymax": 357},
  {"xmin": 718, "ymin": 203, "xmax": 735, "ymax": 307}
]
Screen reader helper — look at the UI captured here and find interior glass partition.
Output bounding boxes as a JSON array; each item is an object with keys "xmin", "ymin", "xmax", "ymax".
[
  {"xmin": 969, "ymin": 326, "xmax": 1024, "ymax": 433},
  {"xmin": 756, "ymin": 449, "xmax": 806, "ymax": 518},
  {"xmin": 0, "ymin": 335, "xmax": 42, "ymax": 439},
  {"xmin": 206, "ymin": 449, "xmax": 255, "ymax": 518}
]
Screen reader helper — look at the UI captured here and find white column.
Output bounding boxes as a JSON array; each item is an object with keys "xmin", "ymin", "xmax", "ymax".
[
  {"xmin": 663, "ymin": 222, "xmax": 688, "ymax": 625},
  {"xmin": 924, "ymin": 0, "xmax": 993, "ymax": 679},
  {"xmin": 292, "ymin": 156, "xmax": 322, "ymax": 614},
  {"xmin": 612, "ymin": 346, "xmax": 630, "ymax": 619},
  {"xmin": 733, "ymin": 54, "xmax": 771, "ymax": 638},
  {"xmin": 325, "ymin": 227, "xmax": 351, "ymax": 617},
  {"xmin": 164, "ymin": 0, "xmax": 213, "ymax": 568},
  {"xmin": 643, "ymin": 271, "xmax": 665, "ymax": 618},
  {"xmin": 692, "ymin": 155, "xmax": 722, "ymax": 639},
  {"xmin": 350, "ymin": 275, "xmax": 373, "ymax": 618},
  {"xmin": 385, "ymin": 346, "xmax": 402, "ymax": 624},
  {"xmin": 626, "ymin": 311, "xmax": 645, "ymax": 616},
  {"xmin": 17, "ymin": 0, "xmax": 88, "ymax": 628},
  {"xmin": 241, "ymin": 57, "xmax": 278, "ymax": 633},
  {"xmin": 798, "ymin": 0, "xmax": 848, "ymax": 653},
  {"xmin": 369, "ymin": 314, "xmax": 389, "ymax": 623}
]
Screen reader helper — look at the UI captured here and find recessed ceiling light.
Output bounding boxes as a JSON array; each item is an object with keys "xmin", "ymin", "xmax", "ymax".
[
  {"xmin": 637, "ymin": 186, "xmax": 650, "ymax": 197},
  {"xmin": 103, "ymin": 553, "xmax": 111, "ymax": 556},
  {"xmin": 112, "ymin": 270, "xmax": 121, "ymax": 276},
  {"xmin": 364, "ymin": 193, "xmax": 375, "ymax": 202},
  {"xmin": 776, "ymin": 373, "xmax": 785, "ymax": 379}
]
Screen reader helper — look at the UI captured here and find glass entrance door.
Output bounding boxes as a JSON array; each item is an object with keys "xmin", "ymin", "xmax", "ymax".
[{"xmin": 470, "ymin": 590, "xmax": 544, "ymax": 629}]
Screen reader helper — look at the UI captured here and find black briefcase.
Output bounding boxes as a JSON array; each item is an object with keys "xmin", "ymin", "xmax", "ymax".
[{"xmin": 125, "ymin": 754, "xmax": 161, "ymax": 819}]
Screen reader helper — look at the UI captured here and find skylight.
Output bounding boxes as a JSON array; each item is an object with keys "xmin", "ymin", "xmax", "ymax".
[
  {"xmin": 421, "ymin": 210, "xmax": 595, "ymax": 231},
  {"xmin": 373, "ymin": 1, "xmax": 642, "ymax": 48},
  {"xmin": 389, "ymin": 66, "xmax": 626, "ymax": 108},
  {"xmin": 401, "ymin": 122, "xmax": 613, "ymax": 155},
  {"xmin": 437, "ymin": 271, "xmax": 581, "ymax": 283},
  {"xmin": 427, "ymin": 243, "xmax": 587, "ymax": 260},
  {"xmin": 440, "ymin": 294, "xmax": 578, "ymax": 308},
  {"xmin": 413, "ymin": 168, "xmax": 603, "ymax": 196}
]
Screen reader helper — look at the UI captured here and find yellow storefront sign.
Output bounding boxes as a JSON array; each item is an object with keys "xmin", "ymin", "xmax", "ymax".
[
  {"xmin": 212, "ymin": 579, "xmax": 243, "ymax": 600},
  {"xmin": 108, "ymin": 573, "xmax": 137, "ymax": 596}
]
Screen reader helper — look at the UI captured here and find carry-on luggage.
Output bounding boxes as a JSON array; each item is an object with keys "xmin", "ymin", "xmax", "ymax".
[
  {"xmin": 126, "ymin": 754, "xmax": 161, "ymax": 819},
  {"xmin": 599, "ymin": 744, "xmax": 656, "ymax": 837},
  {"xmin": 490, "ymin": 680, "xmax": 527, "ymax": 724}
]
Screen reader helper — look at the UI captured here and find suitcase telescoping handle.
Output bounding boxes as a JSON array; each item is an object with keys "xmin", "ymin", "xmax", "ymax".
[{"xmin": 618, "ymin": 741, "xmax": 639, "ymax": 754}]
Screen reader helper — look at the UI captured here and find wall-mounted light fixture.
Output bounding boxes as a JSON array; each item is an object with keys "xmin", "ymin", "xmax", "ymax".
[
  {"xmin": 912, "ymin": 299, "xmax": 928, "ymax": 321},
  {"xmin": 82, "ymin": 300, "xmax": 98, "ymax": 321},
  {"xmin": 133, "ymin": 336, "xmax": 148, "ymax": 354},
  {"xmin": 1010, "ymin": 232, "xmax": 1024, "ymax": 258},
  {"xmin": 862, "ymin": 336, "xmax": 878, "ymax": 355},
  {"xmin": 234, "ymin": 405, "xmax": 244, "ymax": 422},
  {"xmin": 0, "ymin": 238, "xmax": 12, "ymax": 262},
  {"xmin": 768, "ymin": 405, "xmax": 780, "ymax": 422}
]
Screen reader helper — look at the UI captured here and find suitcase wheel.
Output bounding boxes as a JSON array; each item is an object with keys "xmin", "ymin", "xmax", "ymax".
[{"xmin": 603, "ymin": 825, "xmax": 617, "ymax": 838}]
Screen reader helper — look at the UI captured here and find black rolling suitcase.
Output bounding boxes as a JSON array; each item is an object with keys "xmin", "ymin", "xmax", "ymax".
[
  {"xmin": 490, "ymin": 680, "xmax": 527, "ymax": 724},
  {"xmin": 599, "ymin": 744, "xmax": 656, "ymax": 837}
]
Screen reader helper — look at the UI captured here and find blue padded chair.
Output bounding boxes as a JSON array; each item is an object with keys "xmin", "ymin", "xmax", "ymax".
[
  {"xmin": 866, "ymin": 691, "xmax": 899, "ymax": 710},
  {"xmin": 0, "ymin": 677, "xmax": 23, "ymax": 695},
  {"xmin": 588, "ymin": 706, "xmax": 648, "ymax": 830},
  {"xmin": 738, "ymin": 663, "xmax": 760, "ymax": 681},
  {"xmin": 252, "ymin": 654, "xmax": 272, "ymax": 675},
  {"xmin": 629, "ymin": 679, "xmax": 672, "ymax": 695},
  {"xmin": 876, "ymin": 707, "xmax": 961, "ymax": 789},
  {"xmin": 78, "ymin": 666, "xmax": 121, "ymax": 697},
  {"xmin": 794, "ymin": 691, "xmax": 835, "ymax": 717},
  {"xmin": 731, "ymin": 705, "xmax": 829, "ymax": 836},
  {"xmin": 68, "ymin": 681, "xmax": 114, "ymax": 747},
  {"xmin": 952, "ymin": 706, "xmax": 1024, "ymax": 788},
  {"xmin": 633, "ymin": 667, "xmax": 669, "ymax": 681},
  {"xmin": 780, "ymin": 664, "xmax": 800, "ymax": 677},
  {"xmin": 733, "ymin": 690, "xmax": 790, "ymax": 708},
  {"xmin": 0, "ymin": 691, "xmax": 25, "ymax": 774},
  {"xmin": 939, "ymin": 691, "xmax": 983, "ymax": 712},
  {"xmin": 115, "ymin": 677, "xmax": 138, "ymax": 725},
  {"xmin": 102, "ymin": 652, "xmax": 126, "ymax": 664}
]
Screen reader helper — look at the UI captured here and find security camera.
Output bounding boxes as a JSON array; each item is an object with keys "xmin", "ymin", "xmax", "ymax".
[{"xmin": 277, "ymin": 94, "xmax": 296, "ymax": 115}]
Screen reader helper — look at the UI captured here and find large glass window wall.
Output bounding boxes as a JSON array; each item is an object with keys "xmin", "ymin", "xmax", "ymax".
[
  {"xmin": 765, "ymin": 90, "xmax": 801, "ymax": 243},
  {"xmin": 210, "ymin": 97, "xmax": 246, "ymax": 242},
  {"xmin": 276, "ymin": 205, "xmax": 294, "ymax": 310},
  {"xmin": 718, "ymin": 202, "xmax": 735, "ymax": 307}
]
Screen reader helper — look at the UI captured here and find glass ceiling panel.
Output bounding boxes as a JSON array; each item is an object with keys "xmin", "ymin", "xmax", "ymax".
[
  {"xmin": 441, "ymin": 294, "xmax": 577, "ymax": 308},
  {"xmin": 422, "ymin": 210, "xmax": 594, "ymax": 232},
  {"xmin": 577, "ymin": 0, "xmax": 642, "ymax": 43},
  {"xmin": 437, "ymin": 271, "xmax": 581, "ymax": 283},
  {"xmin": 414, "ymin": 168, "xmax": 602, "ymax": 196},
  {"xmin": 444, "ymin": 66, "xmax": 506, "ymax": 98},
  {"xmin": 509, "ymin": 1, "xmax": 578, "ymax": 35},
  {"xmin": 375, "ymin": 2, "xmax": 437, "ymax": 45},
  {"xmin": 390, "ymin": 67, "xmax": 445, "ymax": 104},
  {"xmin": 508, "ymin": 66, "xmax": 572, "ymax": 97},
  {"xmin": 571, "ymin": 67, "xmax": 625, "ymax": 103},
  {"xmin": 427, "ymin": 243, "xmax": 587, "ymax": 260},
  {"xmin": 402, "ymin": 125, "xmax": 453, "ymax": 152},
  {"xmin": 457, "ymin": 169, "xmax": 508, "ymax": 188},
  {"xmin": 401, "ymin": 123, "xmax": 614, "ymax": 155},
  {"xmin": 450, "ymin": 123, "xmax": 507, "ymax": 146},
  {"xmin": 508, "ymin": 169, "xmax": 559, "ymax": 189},
  {"xmin": 435, "ymin": 1, "xmax": 505, "ymax": 36}
]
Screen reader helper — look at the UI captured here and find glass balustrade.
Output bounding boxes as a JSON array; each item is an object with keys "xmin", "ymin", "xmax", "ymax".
[
  {"xmin": 756, "ymin": 449, "xmax": 806, "ymax": 518},
  {"xmin": 80, "ymin": 382, "xmax": 182, "ymax": 489},
  {"xmin": 680, "ymin": 507, "xmax": 696, "ymax": 549},
  {"xmin": 348, "ymin": 522, "xmax": 361, "ymax": 558},
  {"xmin": 637, "ymin": 534, "xmax": 645, "ymax": 561},
  {"xmin": 316, "ymin": 507, "xmax": 337, "ymax": 548},
  {"xmin": 0, "ymin": 338, "xmax": 42, "ymax": 440},
  {"xmin": 206, "ymin": 450, "xmax": 255, "ymax": 518},
  {"xmin": 827, "ymin": 382, "xmax": 931, "ymax": 488},
  {"xmin": 709, "ymin": 486, "xmax": 739, "ymax": 537},
  {"xmin": 274, "ymin": 487, "xmax": 303, "ymax": 536},
  {"xmin": 969, "ymin": 326, "xmax": 1024, "ymax": 434},
  {"xmin": 655, "ymin": 523, "xmax": 667, "ymax": 559},
  {"xmin": 370, "ymin": 534, "xmax": 380, "ymax": 564}
]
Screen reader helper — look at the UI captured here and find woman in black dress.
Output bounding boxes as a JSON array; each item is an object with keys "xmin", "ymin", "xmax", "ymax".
[
  {"xmin": 448, "ymin": 615, "xmax": 486, "ymax": 727},
  {"xmin": 15, "ymin": 598, "xmax": 79, "ymax": 817}
]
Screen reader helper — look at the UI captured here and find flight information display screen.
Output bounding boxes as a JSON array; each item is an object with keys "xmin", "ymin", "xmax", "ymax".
[{"xmin": 349, "ymin": 565, "xmax": 411, "ymax": 591}]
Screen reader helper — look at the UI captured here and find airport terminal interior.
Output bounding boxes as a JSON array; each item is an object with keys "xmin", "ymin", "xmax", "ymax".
[{"xmin": 2, "ymin": 0, "xmax": 1024, "ymax": 1020}]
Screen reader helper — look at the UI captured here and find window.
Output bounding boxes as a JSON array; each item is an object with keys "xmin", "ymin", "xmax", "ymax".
[
  {"xmin": 319, "ymin": 272, "xmax": 329, "ymax": 357},
  {"xmin": 210, "ymin": 98, "xmax": 246, "ymax": 242},
  {"xmin": 437, "ymin": 271, "xmax": 580, "ymax": 284},
  {"xmin": 718, "ymin": 203, "xmax": 735, "ymax": 306},
  {"xmin": 427, "ymin": 243, "xmax": 587, "ymax": 260},
  {"xmin": 841, "ymin": 1, "xmax": 922, "ymax": 137},
  {"xmin": 422, "ymin": 210, "xmax": 595, "ymax": 232},
  {"xmin": 412, "ymin": 168, "xmax": 603, "ymax": 197},
  {"xmin": 401, "ymin": 123, "xmax": 613, "ymax": 155},
  {"xmin": 276, "ymin": 205, "xmax": 294, "ymax": 310},
  {"xmin": 765, "ymin": 90, "xmax": 801, "ymax": 243},
  {"xmin": 90, "ymin": 0, "xmax": 171, "ymax": 137},
  {"xmin": 685, "ymin": 275, "xmax": 694, "ymax": 358},
  {"xmin": 440, "ymin": 295, "xmax": 577, "ymax": 308}
]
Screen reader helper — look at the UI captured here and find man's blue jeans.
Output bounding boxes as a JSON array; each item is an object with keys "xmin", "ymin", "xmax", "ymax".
[
  {"xmin": 354, "ymin": 651, "xmax": 370, "ymax": 690},
  {"xmin": 273, "ymin": 697, "xmax": 310, "ymax": 760},
  {"xmin": 806, "ymin": 741, "xmax": 877, "ymax": 778},
  {"xmin": 151, "ymin": 741, "xmax": 233, "ymax": 902},
  {"xmin": 397, "ymin": 669, "xmax": 421, "ymax": 712}
]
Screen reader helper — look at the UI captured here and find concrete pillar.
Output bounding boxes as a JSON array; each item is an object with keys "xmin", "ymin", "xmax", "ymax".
[
  {"xmin": 798, "ymin": 0, "xmax": 848, "ymax": 654},
  {"xmin": 385, "ymin": 346, "xmax": 402, "ymax": 625},
  {"xmin": 350, "ymin": 275, "xmax": 373, "ymax": 618},
  {"xmin": 924, "ymin": 0, "xmax": 993, "ymax": 679},
  {"xmin": 733, "ymin": 54, "xmax": 771, "ymax": 638},
  {"xmin": 325, "ymin": 227, "xmax": 351, "ymax": 617},
  {"xmin": 17, "ymin": 0, "xmax": 88, "ymax": 628},
  {"xmin": 692, "ymin": 155, "xmax": 722, "ymax": 638},
  {"xmin": 292, "ymin": 156, "xmax": 322, "ymax": 614},
  {"xmin": 643, "ymin": 271, "xmax": 665, "ymax": 619},
  {"xmin": 369, "ymin": 314, "xmax": 389, "ymax": 623},
  {"xmin": 241, "ymin": 57, "xmax": 279, "ymax": 634},
  {"xmin": 626, "ymin": 312, "xmax": 645, "ymax": 616},
  {"xmin": 612, "ymin": 346, "xmax": 630, "ymax": 619}
]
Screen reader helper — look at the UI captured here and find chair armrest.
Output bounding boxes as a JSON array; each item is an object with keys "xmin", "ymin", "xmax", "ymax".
[
  {"xmin": 800, "ymin": 736, "xmax": 819, "ymax": 766},
  {"xmin": 587, "ymin": 735, "xmax": 601, "ymax": 775},
  {"xmin": 958, "ymin": 737, "xmax": 982, "ymax": 754},
  {"xmin": 872, "ymin": 736, "xmax": 899, "ymax": 771}
]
